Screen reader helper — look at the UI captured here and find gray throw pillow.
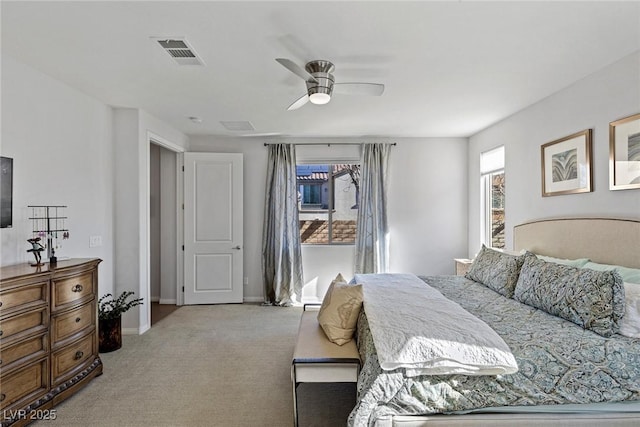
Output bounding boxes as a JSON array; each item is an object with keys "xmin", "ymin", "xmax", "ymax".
[
  {"xmin": 514, "ymin": 252, "xmax": 625, "ymax": 337},
  {"xmin": 465, "ymin": 245, "xmax": 525, "ymax": 297}
]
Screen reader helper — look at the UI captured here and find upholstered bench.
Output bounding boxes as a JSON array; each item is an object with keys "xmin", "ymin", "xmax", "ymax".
[{"xmin": 291, "ymin": 305, "xmax": 361, "ymax": 427}]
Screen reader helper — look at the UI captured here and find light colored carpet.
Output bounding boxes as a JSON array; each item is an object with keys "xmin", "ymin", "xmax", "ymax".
[{"xmin": 34, "ymin": 304, "xmax": 355, "ymax": 427}]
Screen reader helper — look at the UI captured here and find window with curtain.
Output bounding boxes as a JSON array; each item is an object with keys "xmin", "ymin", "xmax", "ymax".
[
  {"xmin": 480, "ymin": 146, "xmax": 505, "ymax": 249},
  {"xmin": 297, "ymin": 163, "xmax": 360, "ymax": 245}
]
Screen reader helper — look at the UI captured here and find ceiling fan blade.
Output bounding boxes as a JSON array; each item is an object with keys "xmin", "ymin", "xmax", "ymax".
[
  {"xmin": 287, "ymin": 93, "xmax": 310, "ymax": 110},
  {"xmin": 276, "ymin": 58, "xmax": 318, "ymax": 83},
  {"xmin": 333, "ymin": 83, "xmax": 385, "ymax": 96}
]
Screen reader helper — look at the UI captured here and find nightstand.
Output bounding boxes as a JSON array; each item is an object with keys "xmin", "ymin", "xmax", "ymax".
[{"xmin": 454, "ymin": 258, "xmax": 473, "ymax": 276}]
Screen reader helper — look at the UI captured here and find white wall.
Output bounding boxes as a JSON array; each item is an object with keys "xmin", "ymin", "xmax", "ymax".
[
  {"xmin": 189, "ymin": 136, "xmax": 468, "ymax": 302},
  {"xmin": 468, "ymin": 51, "xmax": 640, "ymax": 257},
  {"xmin": 388, "ymin": 138, "xmax": 468, "ymax": 276},
  {"xmin": 0, "ymin": 51, "xmax": 187, "ymax": 335},
  {"xmin": 1, "ymin": 55, "xmax": 115, "ymax": 297},
  {"xmin": 113, "ymin": 109, "xmax": 188, "ymax": 333}
]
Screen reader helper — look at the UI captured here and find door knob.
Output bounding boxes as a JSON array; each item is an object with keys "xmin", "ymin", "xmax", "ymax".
[{"xmin": 232, "ymin": 246, "xmax": 241, "ymax": 250}]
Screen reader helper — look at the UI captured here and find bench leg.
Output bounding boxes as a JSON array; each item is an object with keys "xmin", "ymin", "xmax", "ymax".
[{"xmin": 292, "ymin": 364, "xmax": 299, "ymax": 427}]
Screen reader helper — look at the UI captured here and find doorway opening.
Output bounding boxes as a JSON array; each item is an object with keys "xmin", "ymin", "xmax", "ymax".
[{"xmin": 149, "ymin": 141, "xmax": 180, "ymax": 326}]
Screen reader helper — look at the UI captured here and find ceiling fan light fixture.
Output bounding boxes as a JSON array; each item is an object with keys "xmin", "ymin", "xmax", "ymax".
[
  {"xmin": 276, "ymin": 57, "xmax": 383, "ymax": 110},
  {"xmin": 309, "ymin": 92, "xmax": 331, "ymax": 105}
]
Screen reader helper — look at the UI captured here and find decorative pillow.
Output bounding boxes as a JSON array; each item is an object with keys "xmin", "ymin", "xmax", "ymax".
[
  {"xmin": 536, "ymin": 255, "xmax": 590, "ymax": 268},
  {"xmin": 317, "ymin": 274, "xmax": 363, "ymax": 346},
  {"xmin": 582, "ymin": 262, "xmax": 640, "ymax": 284},
  {"xmin": 465, "ymin": 245, "xmax": 525, "ymax": 297},
  {"xmin": 514, "ymin": 252, "xmax": 625, "ymax": 337},
  {"xmin": 619, "ymin": 283, "xmax": 640, "ymax": 338}
]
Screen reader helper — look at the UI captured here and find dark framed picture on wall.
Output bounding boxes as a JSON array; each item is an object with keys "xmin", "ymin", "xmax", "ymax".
[
  {"xmin": 609, "ymin": 113, "xmax": 640, "ymax": 190},
  {"xmin": 541, "ymin": 129, "xmax": 592, "ymax": 197},
  {"xmin": 1, "ymin": 156, "xmax": 13, "ymax": 228}
]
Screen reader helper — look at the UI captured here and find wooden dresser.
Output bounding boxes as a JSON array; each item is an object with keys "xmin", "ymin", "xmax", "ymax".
[{"xmin": 0, "ymin": 259, "xmax": 103, "ymax": 426}]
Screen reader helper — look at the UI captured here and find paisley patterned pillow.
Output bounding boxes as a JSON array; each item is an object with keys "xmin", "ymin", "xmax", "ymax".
[
  {"xmin": 465, "ymin": 245, "xmax": 525, "ymax": 297},
  {"xmin": 514, "ymin": 252, "xmax": 625, "ymax": 337},
  {"xmin": 317, "ymin": 274, "xmax": 363, "ymax": 345}
]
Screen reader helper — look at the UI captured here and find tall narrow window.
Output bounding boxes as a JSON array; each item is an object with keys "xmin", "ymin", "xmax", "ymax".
[
  {"xmin": 480, "ymin": 147, "xmax": 505, "ymax": 249},
  {"xmin": 297, "ymin": 163, "xmax": 359, "ymax": 245}
]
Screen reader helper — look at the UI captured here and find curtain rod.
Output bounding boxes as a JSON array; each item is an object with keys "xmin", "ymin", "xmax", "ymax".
[{"xmin": 263, "ymin": 142, "xmax": 397, "ymax": 146}]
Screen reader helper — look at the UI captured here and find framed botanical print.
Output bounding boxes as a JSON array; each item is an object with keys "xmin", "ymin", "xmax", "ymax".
[
  {"xmin": 541, "ymin": 129, "xmax": 592, "ymax": 197},
  {"xmin": 609, "ymin": 113, "xmax": 640, "ymax": 190}
]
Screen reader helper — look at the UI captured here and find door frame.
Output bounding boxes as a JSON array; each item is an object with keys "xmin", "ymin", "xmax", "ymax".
[
  {"xmin": 145, "ymin": 132, "xmax": 185, "ymax": 327},
  {"xmin": 176, "ymin": 152, "xmax": 184, "ymax": 306}
]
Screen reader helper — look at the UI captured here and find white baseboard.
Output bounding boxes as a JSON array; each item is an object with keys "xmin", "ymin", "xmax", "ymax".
[
  {"xmin": 150, "ymin": 296, "xmax": 160, "ymax": 302},
  {"xmin": 159, "ymin": 298, "xmax": 177, "ymax": 305},
  {"xmin": 122, "ymin": 327, "xmax": 140, "ymax": 335},
  {"xmin": 243, "ymin": 296, "xmax": 264, "ymax": 303}
]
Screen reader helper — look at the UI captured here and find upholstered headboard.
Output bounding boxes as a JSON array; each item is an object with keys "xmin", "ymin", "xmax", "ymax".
[{"xmin": 513, "ymin": 218, "xmax": 640, "ymax": 269}]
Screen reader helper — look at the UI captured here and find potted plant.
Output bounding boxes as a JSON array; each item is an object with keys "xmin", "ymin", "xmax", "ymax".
[{"xmin": 98, "ymin": 291, "xmax": 144, "ymax": 353}]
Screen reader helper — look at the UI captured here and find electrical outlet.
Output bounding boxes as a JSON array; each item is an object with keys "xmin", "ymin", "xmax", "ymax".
[
  {"xmin": 89, "ymin": 235, "xmax": 102, "ymax": 248},
  {"xmin": 243, "ymin": 277, "xmax": 249, "ymax": 285}
]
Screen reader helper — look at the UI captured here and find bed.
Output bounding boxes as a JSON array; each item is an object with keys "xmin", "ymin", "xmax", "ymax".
[{"xmin": 348, "ymin": 217, "xmax": 640, "ymax": 427}]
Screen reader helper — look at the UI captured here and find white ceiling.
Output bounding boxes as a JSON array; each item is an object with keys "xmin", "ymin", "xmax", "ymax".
[{"xmin": 2, "ymin": 1, "xmax": 639, "ymax": 138}]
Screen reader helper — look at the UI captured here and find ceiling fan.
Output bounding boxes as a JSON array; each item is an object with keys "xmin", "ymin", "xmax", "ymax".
[{"xmin": 276, "ymin": 58, "xmax": 385, "ymax": 110}]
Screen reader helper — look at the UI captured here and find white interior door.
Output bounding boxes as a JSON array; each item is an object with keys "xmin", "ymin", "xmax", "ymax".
[{"xmin": 184, "ymin": 153, "xmax": 243, "ymax": 304}]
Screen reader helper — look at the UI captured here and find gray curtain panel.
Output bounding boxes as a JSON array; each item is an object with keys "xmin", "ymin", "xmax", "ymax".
[
  {"xmin": 354, "ymin": 143, "xmax": 391, "ymax": 274},
  {"xmin": 262, "ymin": 144, "xmax": 304, "ymax": 306}
]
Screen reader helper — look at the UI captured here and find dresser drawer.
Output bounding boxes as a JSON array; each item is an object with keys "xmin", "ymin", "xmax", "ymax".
[
  {"xmin": 52, "ymin": 271, "xmax": 94, "ymax": 311},
  {"xmin": 0, "ymin": 307, "xmax": 48, "ymax": 345},
  {"xmin": 0, "ymin": 332, "xmax": 47, "ymax": 374},
  {"xmin": 51, "ymin": 301, "xmax": 95, "ymax": 347},
  {"xmin": 0, "ymin": 358, "xmax": 48, "ymax": 411},
  {"xmin": 0, "ymin": 280, "xmax": 48, "ymax": 314},
  {"xmin": 51, "ymin": 331, "xmax": 96, "ymax": 386}
]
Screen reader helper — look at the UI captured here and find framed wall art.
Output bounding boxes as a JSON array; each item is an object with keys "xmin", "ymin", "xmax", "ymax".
[
  {"xmin": 609, "ymin": 113, "xmax": 640, "ymax": 190},
  {"xmin": 541, "ymin": 129, "xmax": 592, "ymax": 197},
  {"xmin": 0, "ymin": 156, "xmax": 12, "ymax": 228}
]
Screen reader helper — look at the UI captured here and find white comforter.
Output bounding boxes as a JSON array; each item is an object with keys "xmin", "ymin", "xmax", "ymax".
[{"xmin": 354, "ymin": 273, "xmax": 518, "ymax": 376}]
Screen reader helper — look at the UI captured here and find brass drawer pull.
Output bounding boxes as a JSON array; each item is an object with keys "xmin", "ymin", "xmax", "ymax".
[
  {"xmin": 74, "ymin": 351, "xmax": 84, "ymax": 360},
  {"xmin": 0, "ymin": 359, "xmax": 3, "ymax": 365},
  {"xmin": 75, "ymin": 317, "xmax": 81, "ymax": 323},
  {"xmin": 72, "ymin": 284, "xmax": 84, "ymax": 292},
  {"xmin": 0, "ymin": 301, "xmax": 3, "ymax": 307},
  {"xmin": 0, "ymin": 394, "xmax": 5, "ymax": 402},
  {"xmin": 0, "ymin": 330, "xmax": 3, "ymax": 337}
]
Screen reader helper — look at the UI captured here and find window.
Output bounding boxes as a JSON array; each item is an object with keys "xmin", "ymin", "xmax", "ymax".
[
  {"xmin": 297, "ymin": 163, "xmax": 359, "ymax": 244},
  {"xmin": 301, "ymin": 183, "xmax": 322, "ymax": 207},
  {"xmin": 480, "ymin": 147, "xmax": 505, "ymax": 249}
]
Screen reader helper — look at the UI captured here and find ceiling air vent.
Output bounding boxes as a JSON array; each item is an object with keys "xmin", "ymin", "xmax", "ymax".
[{"xmin": 153, "ymin": 37, "xmax": 205, "ymax": 66}]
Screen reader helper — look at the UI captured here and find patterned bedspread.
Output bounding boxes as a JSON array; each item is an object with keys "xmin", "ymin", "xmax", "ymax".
[{"xmin": 348, "ymin": 275, "xmax": 640, "ymax": 427}]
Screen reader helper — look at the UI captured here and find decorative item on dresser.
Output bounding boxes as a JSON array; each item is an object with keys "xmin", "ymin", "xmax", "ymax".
[
  {"xmin": 0, "ymin": 259, "xmax": 102, "ymax": 427},
  {"xmin": 27, "ymin": 206, "xmax": 70, "ymax": 265}
]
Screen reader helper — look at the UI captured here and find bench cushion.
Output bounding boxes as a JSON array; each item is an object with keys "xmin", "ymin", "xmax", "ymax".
[
  {"xmin": 293, "ymin": 310, "xmax": 360, "ymax": 384},
  {"xmin": 293, "ymin": 310, "xmax": 360, "ymax": 363}
]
